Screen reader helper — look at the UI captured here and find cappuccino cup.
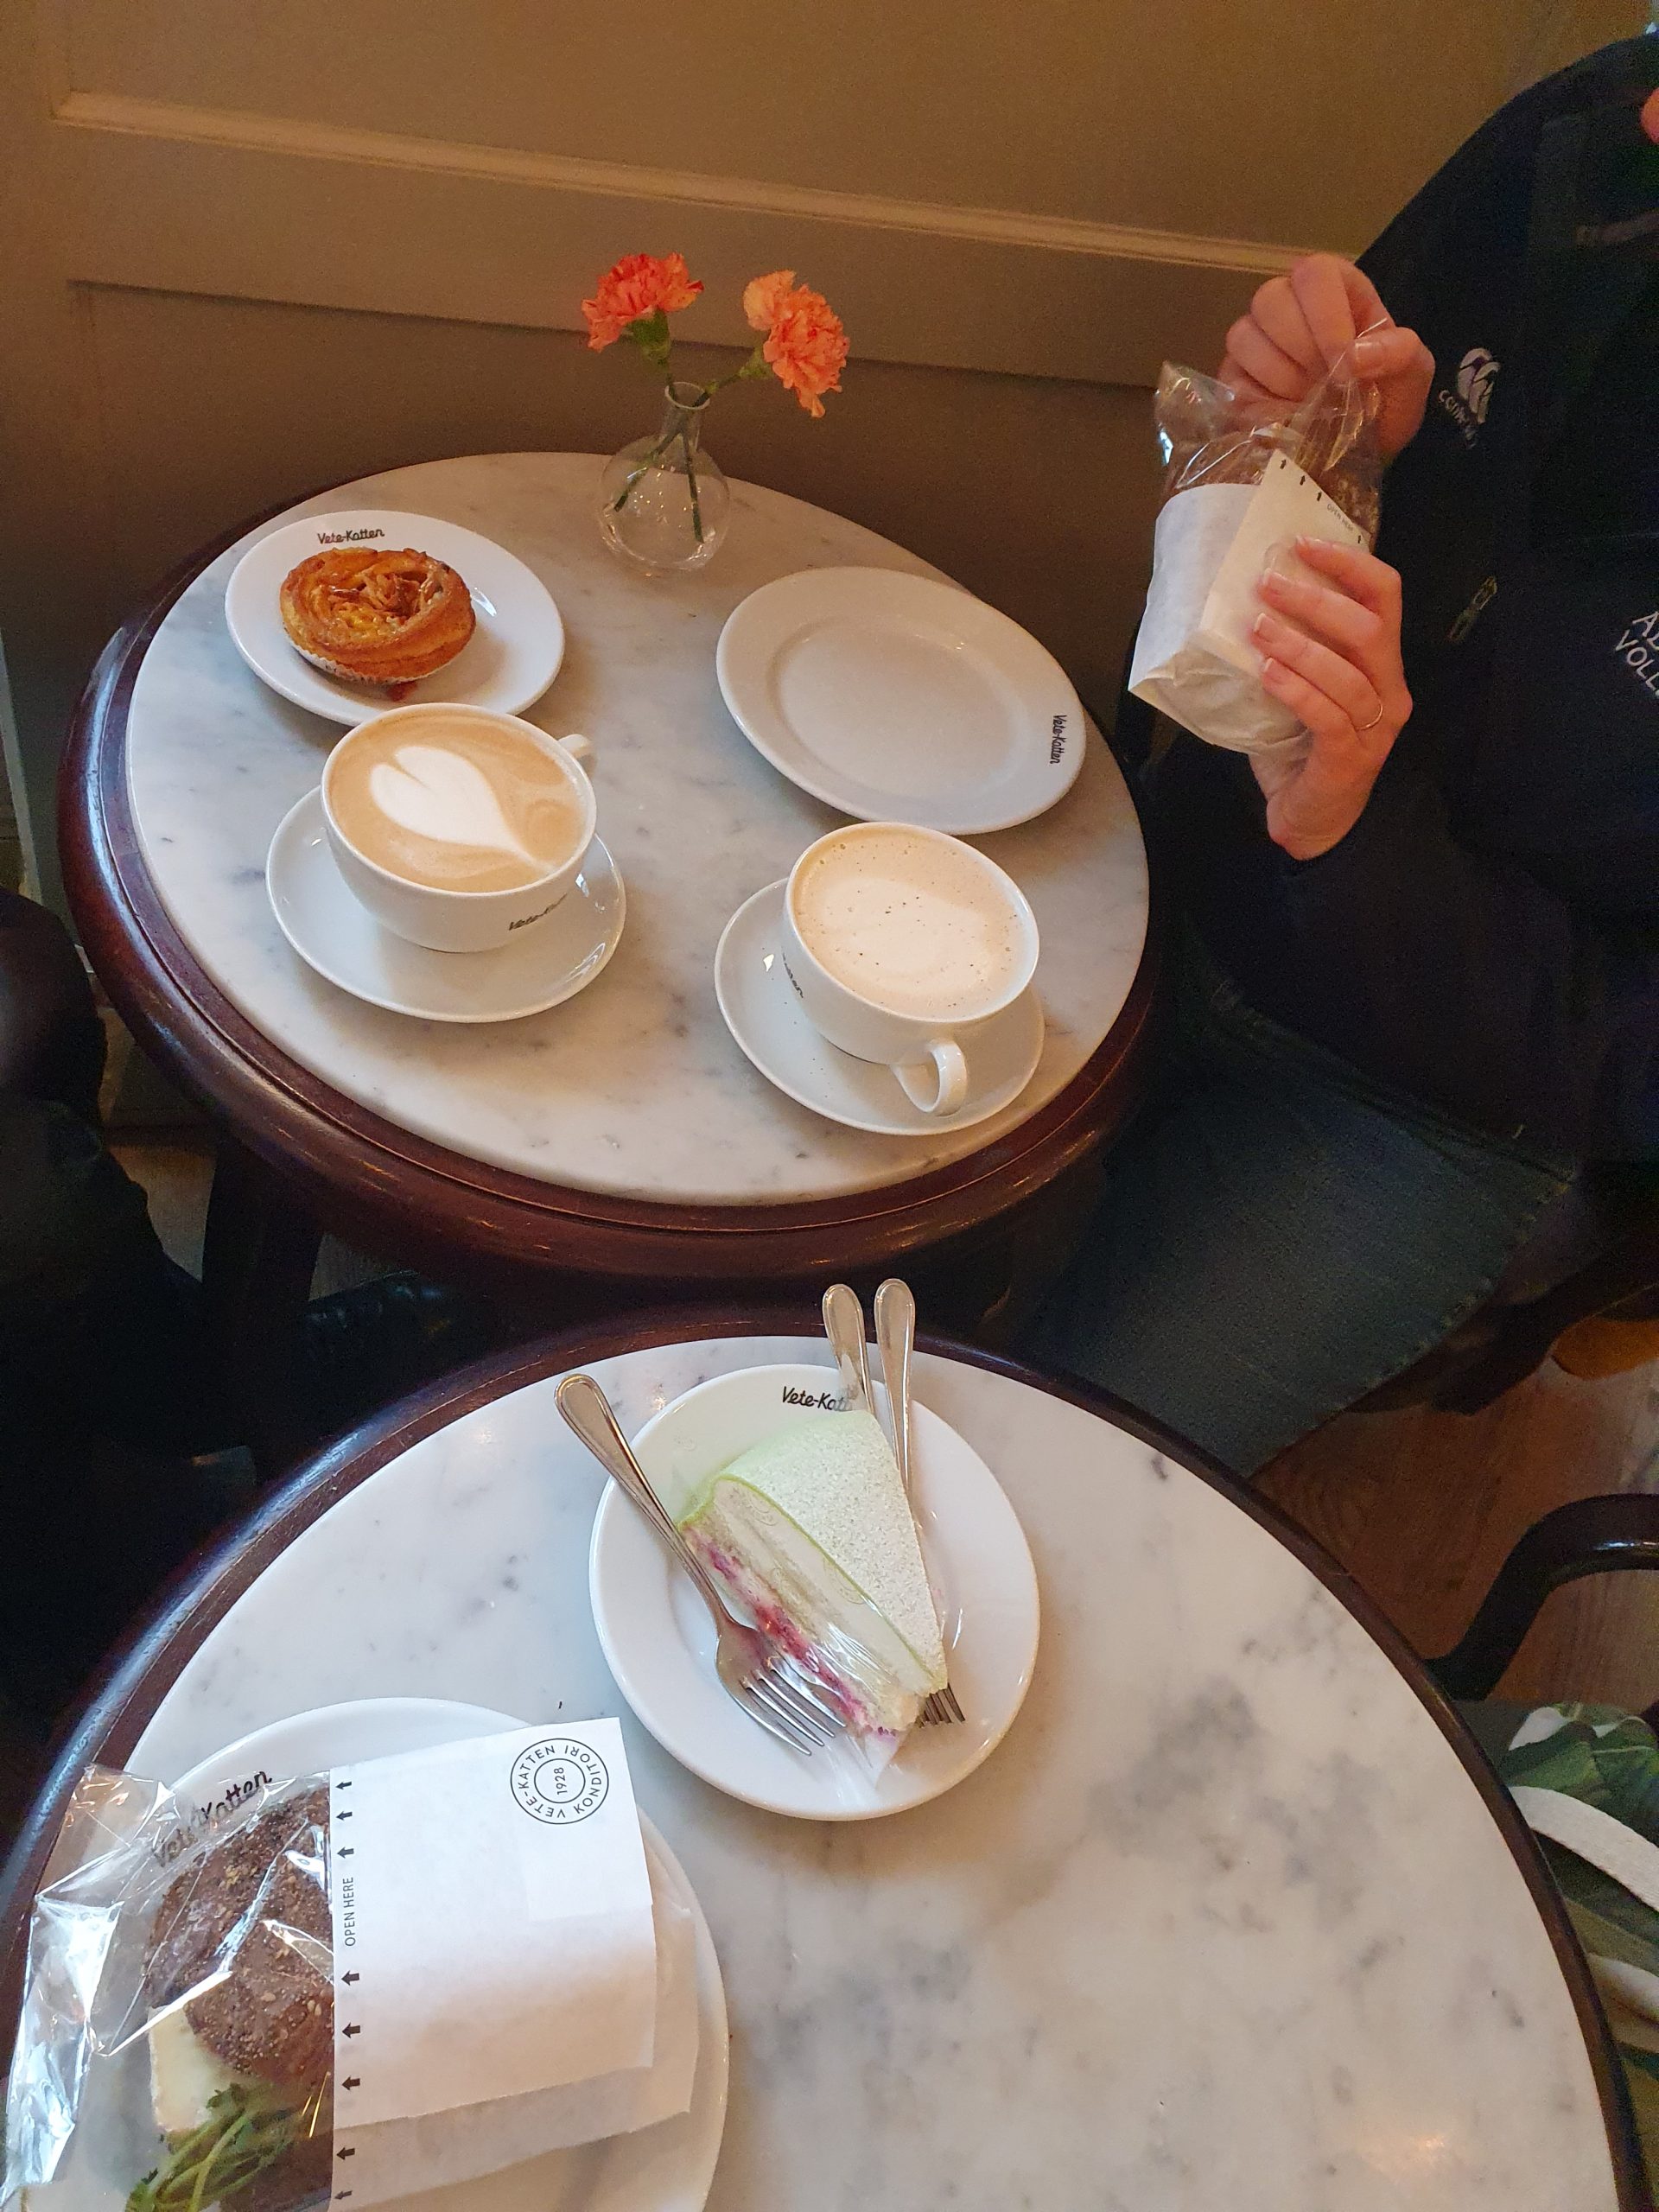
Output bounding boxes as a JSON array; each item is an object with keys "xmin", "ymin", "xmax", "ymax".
[
  {"xmin": 781, "ymin": 823, "xmax": 1039, "ymax": 1115},
  {"xmin": 321, "ymin": 703, "xmax": 597, "ymax": 953}
]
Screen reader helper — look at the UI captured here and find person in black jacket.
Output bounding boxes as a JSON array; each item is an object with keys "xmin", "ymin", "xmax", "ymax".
[{"xmin": 1033, "ymin": 38, "xmax": 1659, "ymax": 1472}]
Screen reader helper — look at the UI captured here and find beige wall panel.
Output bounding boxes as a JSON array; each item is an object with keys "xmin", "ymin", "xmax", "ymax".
[
  {"xmin": 63, "ymin": 0, "xmax": 1645, "ymax": 246},
  {"xmin": 85, "ymin": 286, "xmax": 1163, "ymax": 730},
  {"xmin": 54, "ymin": 111, "xmax": 1274, "ymax": 386}
]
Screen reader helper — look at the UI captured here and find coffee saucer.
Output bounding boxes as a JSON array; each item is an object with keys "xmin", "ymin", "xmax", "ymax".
[
  {"xmin": 267, "ymin": 788, "xmax": 625, "ymax": 1023},
  {"xmin": 714, "ymin": 880, "xmax": 1044, "ymax": 1136}
]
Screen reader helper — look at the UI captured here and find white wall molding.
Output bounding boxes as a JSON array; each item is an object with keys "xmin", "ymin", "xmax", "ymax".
[
  {"xmin": 55, "ymin": 91, "xmax": 1305, "ymax": 280},
  {"xmin": 49, "ymin": 92, "xmax": 1282, "ymax": 387}
]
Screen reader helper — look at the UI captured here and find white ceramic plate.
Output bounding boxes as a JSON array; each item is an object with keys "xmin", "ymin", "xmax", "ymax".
[
  {"xmin": 268, "ymin": 789, "xmax": 626, "ymax": 1022},
  {"xmin": 715, "ymin": 567, "xmax": 1084, "ymax": 832},
  {"xmin": 166, "ymin": 1698, "xmax": 728, "ymax": 2212},
  {"xmin": 714, "ymin": 880, "xmax": 1044, "ymax": 1136},
  {"xmin": 226, "ymin": 510, "xmax": 566, "ymax": 726},
  {"xmin": 588, "ymin": 1364, "xmax": 1040, "ymax": 1821}
]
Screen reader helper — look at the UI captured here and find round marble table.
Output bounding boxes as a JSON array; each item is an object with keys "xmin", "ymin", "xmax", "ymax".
[
  {"xmin": 0, "ymin": 1320, "xmax": 1637, "ymax": 2210},
  {"xmin": 62, "ymin": 456, "xmax": 1154, "ymax": 1344}
]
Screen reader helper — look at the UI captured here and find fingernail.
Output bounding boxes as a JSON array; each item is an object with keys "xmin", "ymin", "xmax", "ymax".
[
  {"xmin": 1252, "ymin": 613, "xmax": 1273, "ymax": 638},
  {"xmin": 1353, "ymin": 337, "xmax": 1382, "ymax": 373}
]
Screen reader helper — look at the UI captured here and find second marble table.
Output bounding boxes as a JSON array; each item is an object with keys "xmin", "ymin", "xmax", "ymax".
[{"xmin": 0, "ymin": 1320, "xmax": 1637, "ymax": 2209}]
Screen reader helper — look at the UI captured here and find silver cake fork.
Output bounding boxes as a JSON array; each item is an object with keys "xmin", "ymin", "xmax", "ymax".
[{"xmin": 822, "ymin": 1282, "xmax": 963, "ymax": 1726}]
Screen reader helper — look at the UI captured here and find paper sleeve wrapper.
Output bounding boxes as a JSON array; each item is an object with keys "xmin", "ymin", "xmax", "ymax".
[{"xmin": 1129, "ymin": 454, "xmax": 1368, "ymax": 756}]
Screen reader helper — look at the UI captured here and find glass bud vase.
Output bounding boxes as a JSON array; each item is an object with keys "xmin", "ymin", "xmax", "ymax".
[{"xmin": 597, "ymin": 380, "xmax": 731, "ymax": 576}]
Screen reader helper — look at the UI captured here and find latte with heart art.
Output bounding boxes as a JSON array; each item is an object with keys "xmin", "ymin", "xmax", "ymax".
[{"xmin": 326, "ymin": 712, "xmax": 587, "ymax": 892}]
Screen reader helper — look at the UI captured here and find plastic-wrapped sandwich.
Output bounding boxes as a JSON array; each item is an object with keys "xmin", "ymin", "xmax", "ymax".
[
  {"xmin": 1128, "ymin": 351, "xmax": 1384, "ymax": 756},
  {"xmin": 3, "ymin": 1723, "xmax": 698, "ymax": 2212}
]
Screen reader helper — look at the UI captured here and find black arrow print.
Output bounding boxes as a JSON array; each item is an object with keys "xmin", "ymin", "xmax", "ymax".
[
  {"xmin": 335, "ymin": 1779, "xmax": 353, "ymax": 1789},
  {"xmin": 337, "ymin": 1808, "xmax": 353, "ymax": 1820},
  {"xmin": 337, "ymin": 2145, "xmax": 357, "ymax": 2160},
  {"xmin": 338, "ymin": 1847, "xmax": 355, "ymax": 1858},
  {"xmin": 343, "ymin": 2023, "xmax": 362, "ymax": 2038},
  {"xmin": 342, "ymin": 1971, "xmax": 360, "ymax": 1985},
  {"xmin": 343, "ymin": 2076, "xmax": 360, "ymax": 2091},
  {"xmin": 335, "ymin": 2195, "xmax": 353, "ymax": 2202}
]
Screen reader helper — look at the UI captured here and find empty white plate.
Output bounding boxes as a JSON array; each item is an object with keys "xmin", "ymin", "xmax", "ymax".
[
  {"xmin": 715, "ymin": 567, "xmax": 1085, "ymax": 832},
  {"xmin": 157, "ymin": 1699, "xmax": 728, "ymax": 2212},
  {"xmin": 589, "ymin": 1363, "xmax": 1040, "ymax": 1821},
  {"xmin": 268, "ymin": 787, "xmax": 625, "ymax": 1022},
  {"xmin": 226, "ymin": 509, "xmax": 566, "ymax": 725},
  {"xmin": 714, "ymin": 880, "xmax": 1044, "ymax": 1136}
]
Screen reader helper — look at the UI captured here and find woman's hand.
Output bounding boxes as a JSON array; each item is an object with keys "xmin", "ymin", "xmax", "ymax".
[
  {"xmin": 1220, "ymin": 254, "xmax": 1435, "ymax": 461},
  {"xmin": 1249, "ymin": 538, "xmax": 1413, "ymax": 861}
]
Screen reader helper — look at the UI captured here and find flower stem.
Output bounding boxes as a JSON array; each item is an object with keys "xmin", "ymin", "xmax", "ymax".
[
  {"xmin": 610, "ymin": 424, "xmax": 680, "ymax": 512},
  {"xmin": 682, "ymin": 426, "xmax": 705, "ymax": 544}
]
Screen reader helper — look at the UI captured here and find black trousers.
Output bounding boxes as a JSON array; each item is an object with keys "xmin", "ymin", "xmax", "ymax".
[{"xmin": 0, "ymin": 888, "xmax": 224, "ymax": 1458}]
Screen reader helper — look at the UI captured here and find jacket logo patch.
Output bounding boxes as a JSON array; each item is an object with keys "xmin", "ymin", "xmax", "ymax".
[
  {"xmin": 1436, "ymin": 346, "xmax": 1500, "ymax": 446},
  {"xmin": 1616, "ymin": 609, "xmax": 1659, "ymax": 703}
]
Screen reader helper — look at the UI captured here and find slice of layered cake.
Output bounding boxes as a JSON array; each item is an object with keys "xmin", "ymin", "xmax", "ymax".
[{"xmin": 676, "ymin": 1409, "xmax": 946, "ymax": 1738}]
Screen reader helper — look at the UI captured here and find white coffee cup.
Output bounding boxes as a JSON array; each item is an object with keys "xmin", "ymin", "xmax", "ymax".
[
  {"xmin": 321, "ymin": 703, "xmax": 597, "ymax": 954},
  {"xmin": 780, "ymin": 823, "xmax": 1039, "ymax": 1115}
]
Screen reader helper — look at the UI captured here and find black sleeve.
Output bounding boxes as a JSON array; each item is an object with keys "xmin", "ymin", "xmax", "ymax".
[{"xmin": 1279, "ymin": 756, "xmax": 1659, "ymax": 1160}]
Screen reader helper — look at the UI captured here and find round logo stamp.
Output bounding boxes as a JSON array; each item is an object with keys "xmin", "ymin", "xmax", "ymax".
[{"xmin": 510, "ymin": 1737, "xmax": 610, "ymax": 1824}]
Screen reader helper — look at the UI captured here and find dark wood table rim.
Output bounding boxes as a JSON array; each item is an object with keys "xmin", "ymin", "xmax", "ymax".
[
  {"xmin": 60, "ymin": 499, "xmax": 1160, "ymax": 1283},
  {"xmin": 0, "ymin": 1310, "xmax": 1643, "ymax": 2201}
]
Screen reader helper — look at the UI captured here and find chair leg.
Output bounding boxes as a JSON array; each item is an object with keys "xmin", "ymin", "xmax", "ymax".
[{"xmin": 200, "ymin": 1138, "xmax": 322, "ymax": 1478}]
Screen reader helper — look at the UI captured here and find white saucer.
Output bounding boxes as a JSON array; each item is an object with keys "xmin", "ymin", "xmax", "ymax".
[
  {"xmin": 589, "ymin": 1363, "xmax": 1040, "ymax": 1821},
  {"xmin": 714, "ymin": 880, "xmax": 1044, "ymax": 1136},
  {"xmin": 715, "ymin": 567, "xmax": 1084, "ymax": 833},
  {"xmin": 268, "ymin": 788, "xmax": 625, "ymax": 1023},
  {"xmin": 163, "ymin": 1699, "xmax": 728, "ymax": 2212},
  {"xmin": 226, "ymin": 509, "xmax": 566, "ymax": 726}
]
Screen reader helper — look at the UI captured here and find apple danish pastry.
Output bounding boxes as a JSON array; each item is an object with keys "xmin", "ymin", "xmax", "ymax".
[{"xmin": 278, "ymin": 546, "xmax": 476, "ymax": 698}]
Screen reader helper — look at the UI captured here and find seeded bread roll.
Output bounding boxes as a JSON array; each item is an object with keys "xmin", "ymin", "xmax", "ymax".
[{"xmin": 144, "ymin": 1787, "xmax": 333, "ymax": 2088}]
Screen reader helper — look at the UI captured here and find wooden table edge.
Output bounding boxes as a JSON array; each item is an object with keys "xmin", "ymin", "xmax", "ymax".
[
  {"xmin": 57, "ymin": 490, "xmax": 1164, "ymax": 1281},
  {"xmin": 0, "ymin": 1310, "xmax": 1643, "ymax": 2205}
]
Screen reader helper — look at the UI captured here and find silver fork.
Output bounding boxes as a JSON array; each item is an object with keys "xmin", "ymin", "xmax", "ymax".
[
  {"xmin": 556, "ymin": 1373, "xmax": 846, "ymax": 1756},
  {"xmin": 874, "ymin": 1280, "xmax": 966, "ymax": 1726},
  {"xmin": 822, "ymin": 1284, "xmax": 963, "ymax": 1726}
]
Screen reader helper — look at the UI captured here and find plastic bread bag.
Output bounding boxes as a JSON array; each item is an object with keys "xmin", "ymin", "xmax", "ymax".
[
  {"xmin": 4, "ymin": 1771, "xmax": 334, "ymax": 2212},
  {"xmin": 5, "ymin": 1726, "xmax": 698, "ymax": 2212},
  {"xmin": 1128, "ymin": 341, "xmax": 1384, "ymax": 754}
]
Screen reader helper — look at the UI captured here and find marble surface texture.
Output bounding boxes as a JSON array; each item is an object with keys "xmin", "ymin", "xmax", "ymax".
[
  {"xmin": 130, "ymin": 1338, "xmax": 1619, "ymax": 2212},
  {"xmin": 124, "ymin": 454, "xmax": 1149, "ymax": 1204}
]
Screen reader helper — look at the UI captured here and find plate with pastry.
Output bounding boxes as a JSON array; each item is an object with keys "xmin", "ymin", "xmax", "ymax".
[
  {"xmin": 588, "ymin": 1361, "xmax": 1040, "ymax": 1820},
  {"xmin": 225, "ymin": 508, "xmax": 565, "ymax": 725}
]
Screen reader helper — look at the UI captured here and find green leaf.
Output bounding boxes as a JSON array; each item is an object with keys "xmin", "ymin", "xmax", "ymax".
[
  {"xmin": 1499, "ymin": 1707, "xmax": 1659, "ymax": 1844},
  {"xmin": 126, "ymin": 2084, "xmax": 302, "ymax": 2211},
  {"xmin": 1621, "ymin": 2060, "xmax": 1659, "ymax": 2200}
]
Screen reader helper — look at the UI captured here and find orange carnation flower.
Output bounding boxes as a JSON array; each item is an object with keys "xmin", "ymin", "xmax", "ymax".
[
  {"xmin": 742, "ymin": 270, "xmax": 799, "ymax": 334},
  {"xmin": 759, "ymin": 282, "xmax": 848, "ymax": 417},
  {"xmin": 742, "ymin": 273, "xmax": 847, "ymax": 416},
  {"xmin": 582, "ymin": 252, "xmax": 704, "ymax": 351}
]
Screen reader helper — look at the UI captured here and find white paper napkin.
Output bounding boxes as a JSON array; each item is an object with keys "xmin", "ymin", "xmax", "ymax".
[
  {"xmin": 327, "ymin": 1722, "xmax": 657, "ymax": 2129},
  {"xmin": 333, "ymin": 1831, "xmax": 700, "ymax": 2207}
]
